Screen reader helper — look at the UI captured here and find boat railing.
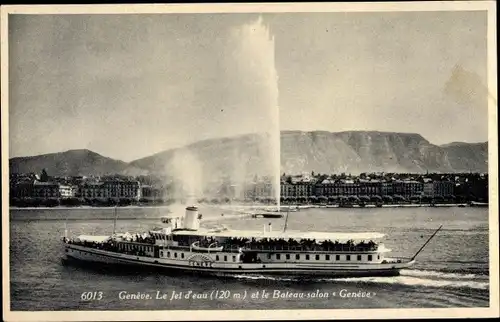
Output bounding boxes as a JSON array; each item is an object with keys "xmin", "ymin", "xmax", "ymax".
[
  {"xmin": 223, "ymin": 244, "xmax": 379, "ymax": 252},
  {"xmin": 68, "ymin": 235, "xmax": 379, "ymax": 253},
  {"xmin": 65, "ymin": 238, "xmax": 155, "ymax": 257},
  {"xmin": 157, "ymin": 244, "xmax": 375, "ymax": 252}
]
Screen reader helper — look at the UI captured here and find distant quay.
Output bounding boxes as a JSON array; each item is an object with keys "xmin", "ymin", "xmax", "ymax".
[
  {"xmin": 9, "ymin": 201, "xmax": 487, "ymax": 211},
  {"xmin": 294, "ymin": 203, "xmax": 484, "ymax": 209}
]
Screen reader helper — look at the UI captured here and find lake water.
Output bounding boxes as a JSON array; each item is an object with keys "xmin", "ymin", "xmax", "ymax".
[{"xmin": 9, "ymin": 206, "xmax": 490, "ymax": 310}]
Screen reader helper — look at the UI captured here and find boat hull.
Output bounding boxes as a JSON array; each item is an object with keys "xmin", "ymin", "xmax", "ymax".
[
  {"xmin": 251, "ymin": 213, "xmax": 284, "ymax": 218},
  {"xmin": 62, "ymin": 244, "xmax": 413, "ymax": 278}
]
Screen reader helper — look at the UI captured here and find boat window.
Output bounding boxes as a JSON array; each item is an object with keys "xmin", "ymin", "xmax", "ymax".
[
  {"xmin": 336, "ymin": 255, "xmax": 340, "ymax": 261},
  {"xmin": 160, "ymin": 251, "xmax": 163, "ymax": 257},
  {"xmin": 267, "ymin": 253, "xmax": 271, "ymax": 259},
  {"xmin": 216, "ymin": 255, "xmax": 220, "ymax": 261},
  {"xmin": 224, "ymin": 255, "xmax": 227, "ymax": 261},
  {"xmin": 346, "ymin": 255, "xmax": 351, "ymax": 261},
  {"xmin": 306, "ymin": 254, "xmax": 310, "ymax": 260},
  {"xmin": 286, "ymin": 254, "xmax": 290, "ymax": 260},
  {"xmin": 174, "ymin": 253, "xmax": 177, "ymax": 258},
  {"xmin": 295, "ymin": 254, "xmax": 300, "ymax": 260},
  {"xmin": 315, "ymin": 254, "xmax": 320, "ymax": 260},
  {"xmin": 378, "ymin": 255, "xmax": 380, "ymax": 260},
  {"xmin": 232, "ymin": 256, "xmax": 236, "ymax": 262},
  {"xmin": 325, "ymin": 255, "xmax": 330, "ymax": 260},
  {"xmin": 181, "ymin": 253, "xmax": 185, "ymax": 259},
  {"xmin": 276, "ymin": 254, "xmax": 281, "ymax": 260},
  {"xmin": 167, "ymin": 251, "xmax": 170, "ymax": 258},
  {"xmin": 368, "ymin": 255, "xmax": 373, "ymax": 261},
  {"xmin": 357, "ymin": 255, "xmax": 362, "ymax": 261}
]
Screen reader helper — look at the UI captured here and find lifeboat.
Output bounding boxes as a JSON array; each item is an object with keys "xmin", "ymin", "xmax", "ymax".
[{"xmin": 191, "ymin": 241, "xmax": 224, "ymax": 252}]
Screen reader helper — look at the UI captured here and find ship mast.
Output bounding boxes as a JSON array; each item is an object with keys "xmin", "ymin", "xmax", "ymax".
[
  {"xmin": 283, "ymin": 206, "xmax": 290, "ymax": 232},
  {"xmin": 64, "ymin": 217, "xmax": 68, "ymax": 240},
  {"xmin": 112, "ymin": 206, "xmax": 118, "ymax": 235}
]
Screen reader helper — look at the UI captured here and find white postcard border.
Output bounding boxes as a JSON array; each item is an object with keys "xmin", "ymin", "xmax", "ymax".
[{"xmin": 2, "ymin": 2, "xmax": 498, "ymax": 321}]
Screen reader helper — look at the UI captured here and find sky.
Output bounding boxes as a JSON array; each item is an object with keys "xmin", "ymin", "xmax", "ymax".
[{"xmin": 8, "ymin": 11, "xmax": 489, "ymax": 161}]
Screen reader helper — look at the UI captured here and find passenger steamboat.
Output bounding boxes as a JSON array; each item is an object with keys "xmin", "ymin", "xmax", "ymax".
[{"xmin": 61, "ymin": 206, "xmax": 439, "ymax": 278}]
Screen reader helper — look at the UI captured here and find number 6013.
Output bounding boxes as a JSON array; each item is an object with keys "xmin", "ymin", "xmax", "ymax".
[{"xmin": 81, "ymin": 291, "xmax": 103, "ymax": 301}]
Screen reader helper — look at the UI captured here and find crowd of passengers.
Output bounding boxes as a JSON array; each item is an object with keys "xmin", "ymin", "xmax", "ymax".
[
  {"xmin": 64, "ymin": 237, "xmax": 153, "ymax": 257},
  {"xmin": 196, "ymin": 236, "xmax": 219, "ymax": 248},
  {"xmin": 195, "ymin": 236, "xmax": 378, "ymax": 251},
  {"xmin": 117, "ymin": 234, "xmax": 156, "ymax": 245}
]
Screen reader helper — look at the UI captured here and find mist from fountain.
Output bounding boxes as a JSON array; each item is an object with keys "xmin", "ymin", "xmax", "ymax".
[
  {"xmin": 229, "ymin": 16, "xmax": 281, "ymax": 210},
  {"xmin": 164, "ymin": 148, "xmax": 202, "ymax": 219},
  {"xmin": 165, "ymin": 16, "xmax": 281, "ymax": 214}
]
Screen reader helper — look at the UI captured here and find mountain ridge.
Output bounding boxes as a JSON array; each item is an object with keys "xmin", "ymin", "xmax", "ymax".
[{"xmin": 9, "ymin": 131, "xmax": 488, "ymax": 177}]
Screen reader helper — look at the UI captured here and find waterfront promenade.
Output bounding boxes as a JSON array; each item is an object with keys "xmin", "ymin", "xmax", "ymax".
[{"xmin": 9, "ymin": 201, "xmax": 487, "ymax": 211}]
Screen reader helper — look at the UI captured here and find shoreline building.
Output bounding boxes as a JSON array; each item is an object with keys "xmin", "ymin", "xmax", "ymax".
[
  {"xmin": 392, "ymin": 180, "xmax": 424, "ymax": 199},
  {"xmin": 80, "ymin": 180, "xmax": 141, "ymax": 202},
  {"xmin": 10, "ymin": 180, "xmax": 76, "ymax": 200}
]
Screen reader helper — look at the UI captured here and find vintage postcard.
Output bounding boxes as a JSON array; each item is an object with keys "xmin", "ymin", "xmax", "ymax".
[{"xmin": 2, "ymin": 2, "xmax": 498, "ymax": 321}]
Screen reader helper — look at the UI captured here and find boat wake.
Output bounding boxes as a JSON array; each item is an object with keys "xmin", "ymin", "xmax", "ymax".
[
  {"xmin": 231, "ymin": 269, "xmax": 489, "ymax": 290},
  {"xmin": 331, "ymin": 270, "xmax": 489, "ymax": 290},
  {"xmin": 399, "ymin": 269, "xmax": 484, "ymax": 280}
]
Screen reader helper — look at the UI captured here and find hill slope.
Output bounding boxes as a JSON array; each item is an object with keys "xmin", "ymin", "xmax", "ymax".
[
  {"xmin": 130, "ymin": 131, "xmax": 488, "ymax": 176},
  {"xmin": 9, "ymin": 149, "xmax": 148, "ymax": 177},
  {"xmin": 130, "ymin": 133, "xmax": 279, "ymax": 184}
]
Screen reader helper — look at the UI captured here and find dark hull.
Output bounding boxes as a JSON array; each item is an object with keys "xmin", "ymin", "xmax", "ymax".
[
  {"xmin": 62, "ymin": 255, "xmax": 402, "ymax": 279},
  {"xmin": 251, "ymin": 213, "xmax": 284, "ymax": 218}
]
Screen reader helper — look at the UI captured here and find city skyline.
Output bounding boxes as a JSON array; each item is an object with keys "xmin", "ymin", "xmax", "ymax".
[{"xmin": 9, "ymin": 11, "xmax": 489, "ymax": 162}]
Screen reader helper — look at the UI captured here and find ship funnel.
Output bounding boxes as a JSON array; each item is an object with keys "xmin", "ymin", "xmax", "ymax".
[{"xmin": 184, "ymin": 206, "xmax": 200, "ymax": 230}]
